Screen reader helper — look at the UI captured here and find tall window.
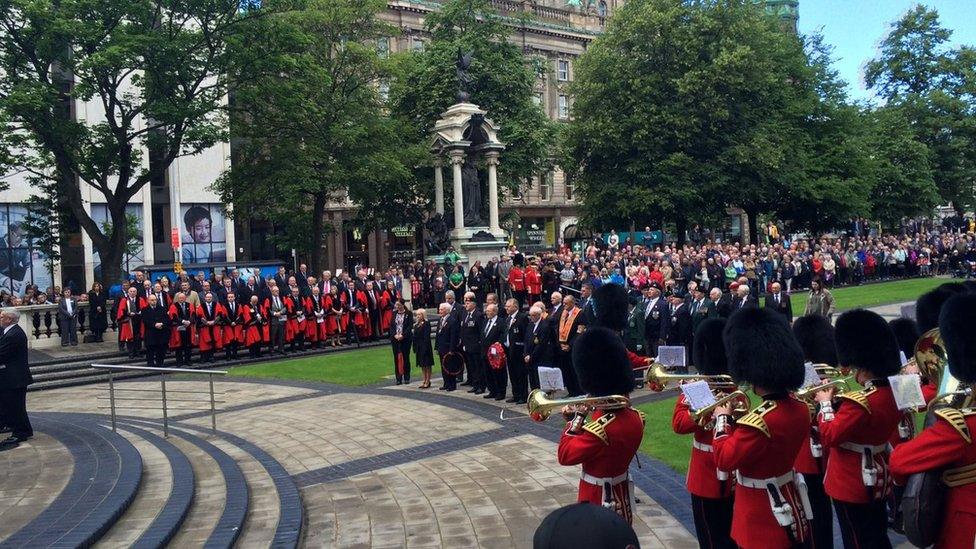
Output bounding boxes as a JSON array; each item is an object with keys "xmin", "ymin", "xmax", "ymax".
[
  {"xmin": 539, "ymin": 173, "xmax": 553, "ymax": 201},
  {"xmin": 378, "ymin": 80, "xmax": 390, "ymax": 102},
  {"xmin": 532, "ymin": 92, "xmax": 544, "ymax": 108},
  {"xmin": 557, "ymin": 95, "xmax": 569, "ymax": 119},
  {"xmin": 598, "ymin": 1, "xmax": 608, "ymax": 17},
  {"xmin": 565, "ymin": 174, "xmax": 574, "ymax": 201},
  {"xmin": 376, "ymin": 37, "xmax": 390, "ymax": 59},
  {"xmin": 412, "ymin": 37, "xmax": 424, "ymax": 53},
  {"xmin": 557, "ymin": 59, "xmax": 570, "ymax": 81}
]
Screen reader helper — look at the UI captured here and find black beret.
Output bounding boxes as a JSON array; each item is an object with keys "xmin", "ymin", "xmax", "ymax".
[
  {"xmin": 591, "ymin": 283, "xmax": 629, "ymax": 331},
  {"xmin": 834, "ymin": 309, "xmax": 901, "ymax": 377},
  {"xmin": 572, "ymin": 327, "xmax": 635, "ymax": 396},
  {"xmin": 533, "ymin": 503, "xmax": 639, "ymax": 549},
  {"xmin": 888, "ymin": 317, "xmax": 921, "ymax": 360},
  {"xmin": 693, "ymin": 318, "xmax": 728, "ymax": 376},
  {"xmin": 723, "ymin": 307, "xmax": 804, "ymax": 391},
  {"xmin": 940, "ymin": 293, "xmax": 976, "ymax": 384},
  {"xmin": 792, "ymin": 315, "xmax": 838, "ymax": 366},
  {"xmin": 916, "ymin": 283, "xmax": 967, "ymax": 333}
]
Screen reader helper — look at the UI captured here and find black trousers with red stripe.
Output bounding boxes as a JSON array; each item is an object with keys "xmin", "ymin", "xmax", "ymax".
[
  {"xmin": 833, "ymin": 499, "xmax": 892, "ymax": 549},
  {"xmin": 690, "ymin": 494, "xmax": 735, "ymax": 549},
  {"xmin": 391, "ymin": 340, "xmax": 411, "ymax": 383}
]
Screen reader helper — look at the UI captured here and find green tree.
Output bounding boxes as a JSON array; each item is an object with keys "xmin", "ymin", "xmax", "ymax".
[
  {"xmin": 213, "ymin": 0, "xmax": 423, "ymax": 271},
  {"xmin": 864, "ymin": 5, "xmax": 976, "ymax": 214},
  {"xmin": 388, "ymin": 0, "xmax": 556, "ymax": 204},
  {"xmin": 0, "ymin": 0, "xmax": 257, "ymax": 284}
]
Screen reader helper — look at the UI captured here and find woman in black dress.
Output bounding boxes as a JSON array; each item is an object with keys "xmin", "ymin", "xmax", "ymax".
[
  {"xmin": 467, "ymin": 263, "xmax": 485, "ymax": 305},
  {"xmin": 88, "ymin": 282, "xmax": 108, "ymax": 342},
  {"xmin": 412, "ymin": 308, "xmax": 434, "ymax": 388}
]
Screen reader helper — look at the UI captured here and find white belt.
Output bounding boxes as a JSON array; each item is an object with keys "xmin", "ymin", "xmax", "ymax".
[
  {"xmin": 581, "ymin": 472, "xmax": 629, "ymax": 486},
  {"xmin": 693, "ymin": 441, "xmax": 713, "ymax": 453},
  {"xmin": 839, "ymin": 442, "xmax": 887, "ymax": 454},
  {"xmin": 736, "ymin": 470, "xmax": 795, "ymax": 490}
]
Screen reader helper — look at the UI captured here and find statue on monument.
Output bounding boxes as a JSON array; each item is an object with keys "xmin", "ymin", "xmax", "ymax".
[
  {"xmin": 461, "ymin": 156, "xmax": 483, "ymax": 226},
  {"xmin": 424, "ymin": 212, "xmax": 449, "ymax": 254},
  {"xmin": 456, "ymin": 49, "xmax": 474, "ymax": 103}
]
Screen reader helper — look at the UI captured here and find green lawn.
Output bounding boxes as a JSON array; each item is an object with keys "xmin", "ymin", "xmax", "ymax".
[
  {"xmin": 771, "ymin": 277, "xmax": 948, "ymax": 313},
  {"xmin": 229, "ymin": 345, "xmax": 438, "ymax": 386}
]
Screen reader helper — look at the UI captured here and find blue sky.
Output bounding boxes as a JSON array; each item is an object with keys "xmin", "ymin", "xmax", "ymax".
[{"xmin": 797, "ymin": 0, "xmax": 976, "ymax": 102}]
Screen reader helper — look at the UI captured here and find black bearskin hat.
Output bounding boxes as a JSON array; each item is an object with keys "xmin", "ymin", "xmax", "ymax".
[
  {"xmin": 962, "ymin": 280, "xmax": 976, "ymax": 294},
  {"xmin": 889, "ymin": 317, "xmax": 921, "ymax": 361},
  {"xmin": 792, "ymin": 315, "xmax": 838, "ymax": 366},
  {"xmin": 590, "ymin": 283, "xmax": 629, "ymax": 331},
  {"xmin": 572, "ymin": 327, "xmax": 635, "ymax": 396},
  {"xmin": 723, "ymin": 308, "xmax": 804, "ymax": 391},
  {"xmin": 834, "ymin": 309, "xmax": 901, "ymax": 376},
  {"xmin": 916, "ymin": 283, "xmax": 966, "ymax": 333},
  {"xmin": 940, "ymin": 293, "xmax": 976, "ymax": 384},
  {"xmin": 693, "ymin": 318, "xmax": 728, "ymax": 376}
]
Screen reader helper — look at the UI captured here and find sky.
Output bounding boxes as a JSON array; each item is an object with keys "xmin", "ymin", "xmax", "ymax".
[{"xmin": 797, "ymin": 0, "xmax": 976, "ymax": 102}]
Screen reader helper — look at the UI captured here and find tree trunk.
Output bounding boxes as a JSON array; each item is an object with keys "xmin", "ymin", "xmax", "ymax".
[
  {"xmin": 96, "ymin": 201, "xmax": 129, "ymax": 287},
  {"xmin": 745, "ymin": 208, "xmax": 759, "ymax": 246},
  {"xmin": 675, "ymin": 216, "xmax": 687, "ymax": 247},
  {"xmin": 309, "ymin": 192, "xmax": 327, "ymax": 273}
]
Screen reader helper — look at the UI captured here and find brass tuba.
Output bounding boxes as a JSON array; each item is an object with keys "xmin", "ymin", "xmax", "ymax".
[
  {"xmin": 644, "ymin": 365, "xmax": 737, "ymax": 392},
  {"xmin": 913, "ymin": 328, "xmax": 947, "ymax": 390},
  {"xmin": 526, "ymin": 389, "xmax": 631, "ymax": 422}
]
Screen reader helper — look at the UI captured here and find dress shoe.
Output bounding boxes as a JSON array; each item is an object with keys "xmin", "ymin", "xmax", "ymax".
[
  {"xmin": 0, "ymin": 426, "xmax": 9, "ymax": 435},
  {"xmin": 0, "ymin": 435, "xmax": 27, "ymax": 451},
  {"xmin": 483, "ymin": 393, "xmax": 496, "ymax": 399},
  {"xmin": 439, "ymin": 386, "xmax": 449, "ymax": 391},
  {"xmin": 494, "ymin": 395, "xmax": 505, "ymax": 401},
  {"xmin": 396, "ymin": 381, "xmax": 402, "ymax": 385},
  {"xmin": 473, "ymin": 389, "xmax": 485, "ymax": 395},
  {"xmin": 446, "ymin": 387, "xmax": 456, "ymax": 392},
  {"xmin": 505, "ymin": 398, "xmax": 517, "ymax": 403},
  {"xmin": 467, "ymin": 388, "xmax": 478, "ymax": 393},
  {"xmin": 460, "ymin": 382, "xmax": 472, "ymax": 386},
  {"xmin": 515, "ymin": 399, "xmax": 527, "ymax": 405}
]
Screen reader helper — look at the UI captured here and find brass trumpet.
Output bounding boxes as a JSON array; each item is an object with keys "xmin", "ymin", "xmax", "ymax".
[
  {"xmin": 526, "ymin": 389, "xmax": 631, "ymax": 422},
  {"xmin": 913, "ymin": 328, "xmax": 947, "ymax": 389},
  {"xmin": 794, "ymin": 378, "xmax": 852, "ymax": 402},
  {"xmin": 644, "ymin": 365, "xmax": 737, "ymax": 392},
  {"xmin": 690, "ymin": 390, "xmax": 751, "ymax": 427},
  {"xmin": 814, "ymin": 365, "xmax": 844, "ymax": 378}
]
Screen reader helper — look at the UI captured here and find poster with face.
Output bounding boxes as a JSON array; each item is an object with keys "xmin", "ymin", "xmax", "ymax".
[
  {"xmin": 91, "ymin": 204, "xmax": 145, "ymax": 281},
  {"xmin": 181, "ymin": 204, "xmax": 227, "ymax": 264},
  {"xmin": 0, "ymin": 204, "xmax": 52, "ymax": 296}
]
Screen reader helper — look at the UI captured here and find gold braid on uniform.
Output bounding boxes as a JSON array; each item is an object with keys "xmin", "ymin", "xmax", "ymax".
[
  {"xmin": 582, "ymin": 413, "xmax": 616, "ymax": 445},
  {"xmin": 934, "ymin": 408, "xmax": 973, "ymax": 443},
  {"xmin": 735, "ymin": 400, "xmax": 777, "ymax": 438},
  {"xmin": 837, "ymin": 386, "xmax": 875, "ymax": 413}
]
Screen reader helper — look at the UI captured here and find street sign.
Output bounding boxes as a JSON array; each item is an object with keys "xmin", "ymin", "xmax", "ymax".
[{"xmin": 171, "ymin": 227, "xmax": 180, "ymax": 249}]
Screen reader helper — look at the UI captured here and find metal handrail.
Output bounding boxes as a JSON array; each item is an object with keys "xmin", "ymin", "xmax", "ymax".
[{"xmin": 92, "ymin": 363, "xmax": 227, "ymax": 437}]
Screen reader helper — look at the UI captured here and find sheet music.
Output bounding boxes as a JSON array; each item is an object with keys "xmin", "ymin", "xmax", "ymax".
[
  {"xmin": 802, "ymin": 362, "xmax": 822, "ymax": 389},
  {"xmin": 899, "ymin": 351, "xmax": 909, "ymax": 367},
  {"xmin": 657, "ymin": 346, "xmax": 686, "ymax": 367},
  {"xmin": 538, "ymin": 367, "xmax": 566, "ymax": 393},
  {"xmin": 681, "ymin": 380, "xmax": 716, "ymax": 411},
  {"xmin": 900, "ymin": 304, "xmax": 917, "ymax": 321},
  {"xmin": 889, "ymin": 373, "xmax": 926, "ymax": 411}
]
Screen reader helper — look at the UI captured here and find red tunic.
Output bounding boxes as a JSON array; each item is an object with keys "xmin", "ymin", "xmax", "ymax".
[
  {"xmin": 166, "ymin": 302, "xmax": 196, "ymax": 349},
  {"xmin": 818, "ymin": 383, "xmax": 901, "ymax": 503},
  {"xmin": 713, "ymin": 395, "xmax": 811, "ymax": 549},
  {"xmin": 557, "ymin": 407, "xmax": 645, "ymax": 524},
  {"xmin": 222, "ymin": 301, "xmax": 245, "ymax": 344},
  {"xmin": 116, "ymin": 296, "xmax": 147, "ymax": 341},
  {"xmin": 793, "ymin": 401, "xmax": 826, "ymax": 475},
  {"xmin": 672, "ymin": 396, "xmax": 734, "ymax": 499},
  {"xmin": 196, "ymin": 302, "xmax": 223, "ymax": 351},
  {"xmin": 509, "ymin": 266, "xmax": 525, "ymax": 292},
  {"xmin": 525, "ymin": 268, "xmax": 542, "ymax": 295},
  {"xmin": 890, "ymin": 409, "xmax": 976, "ymax": 549}
]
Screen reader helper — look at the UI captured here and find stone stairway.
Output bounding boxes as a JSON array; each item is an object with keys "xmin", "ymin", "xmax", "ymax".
[{"xmin": 0, "ymin": 412, "xmax": 305, "ymax": 549}]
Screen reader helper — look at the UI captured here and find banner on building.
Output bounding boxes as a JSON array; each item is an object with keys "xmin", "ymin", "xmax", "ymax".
[
  {"xmin": 91, "ymin": 204, "xmax": 145, "ymax": 281},
  {"xmin": 181, "ymin": 204, "xmax": 227, "ymax": 264},
  {"xmin": 0, "ymin": 204, "xmax": 53, "ymax": 296}
]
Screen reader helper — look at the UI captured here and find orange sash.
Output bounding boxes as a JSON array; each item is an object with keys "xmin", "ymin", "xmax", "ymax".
[{"xmin": 559, "ymin": 306, "xmax": 581, "ymax": 343}]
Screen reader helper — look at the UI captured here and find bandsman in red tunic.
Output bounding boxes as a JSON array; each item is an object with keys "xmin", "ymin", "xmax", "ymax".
[
  {"xmin": 244, "ymin": 295, "xmax": 268, "ymax": 357},
  {"xmin": 525, "ymin": 264, "xmax": 542, "ymax": 305},
  {"xmin": 116, "ymin": 286, "xmax": 147, "ymax": 358},
  {"xmin": 285, "ymin": 286, "xmax": 305, "ymax": 352},
  {"xmin": 814, "ymin": 309, "xmax": 902, "ymax": 548},
  {"xmin": 712, "ymin": 307, "xmax": 812, "ymax": 549},
  {"xmin": 305, "ymin": 286, "xmax": 326, "ymax": 348},
  {"xmin": 196, "ymin": 292, "xmax": 223, "ymax": 363},
  {"xmin": 222, "ymin": 292, "xmax": 245, "ymax": 360},
  {"xmin": 168, "ymin": 292, "xmax": 196, "ymax": 366},
  {"xmin": 791, "ymin": 314, "xmax": 839, "ymax": 549},
  {"xmin": 557, "ymin": 326, "xmax": 644, "ymax": 524},
  {"xmin": 891, "ymin": 292, "xmax": 976, "ymax": 549},
  {"xmin": 672, "ymin": 318, "xmax": 735, "ymax": 549},
  {"xmin": 913, "ymin": 284, "xmax": 968, "ymax": 400},
  {"xmin": 509, "ymin": 263, "xmax": 526, "ymax": 308}
]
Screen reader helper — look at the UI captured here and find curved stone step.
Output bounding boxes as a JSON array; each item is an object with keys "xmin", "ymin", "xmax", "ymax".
[
  {"xmin": 93, "ymin": 424, "xmax": 195, "ymax": 549},
  {"xmin": 0, "ymin": 413, "xmax": 142, "ymax": 548},
  {"xmin": 0, "ymin": 432, "xmax": 73, "ymax": 542}
]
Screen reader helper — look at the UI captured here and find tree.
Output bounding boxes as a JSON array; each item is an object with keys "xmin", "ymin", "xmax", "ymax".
[
  {"xmin": 213, "ymin": 0, "xmax": 423, "ymax": 271},
  {"xmin": 388, "ymin": 0, "xmax": 557, "ymax": 203},
  {"xmin": 0, "ymin": 0, "xmax": 258, "ymax": 285},
  {"xmin": 864, "ymin": 5, "xmax": 976, "ymax": 214},
  {"xmin": 565, "ymin": 0, "xmax": 818, "ymax": 243}
]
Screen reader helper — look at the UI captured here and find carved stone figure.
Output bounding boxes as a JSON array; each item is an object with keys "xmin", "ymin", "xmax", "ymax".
[
  {"xmin": 461, "ymin": 156, "xmax": 483, "ymax": 226},
  {"xmin": 424, "ymin": 213, "xmax": 449, "ymax": 254}
]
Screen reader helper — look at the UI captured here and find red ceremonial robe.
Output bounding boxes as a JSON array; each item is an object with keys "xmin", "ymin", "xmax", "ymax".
[
  {"xmin": 223, "ymin": 301, "xmax": 245, "ymax": 344},
  {"xmin": 167, "ymin": 301, "xmax": 196, "ymax": 349},
  {"xmin": 196, "ymin": 302, "xmax": 223, "ymax": 351},
  {"xmin": 284, "ymin": 296, "xmax": 304, "ymax": 342},
  {"xmin": 116, "ymin": 296, "xmax": 147, "ymax": 342}
]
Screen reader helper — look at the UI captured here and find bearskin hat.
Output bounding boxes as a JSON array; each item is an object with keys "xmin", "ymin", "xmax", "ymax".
[
  {"xmin": 693, "ymin": 318, "xmax": 728, "ymax": 376},
  {"xmin": 590, "ymin": 283, "xmax": 629, "ymax": 331},
  {"xmin": 962, "ymin": 280, "xmax": 976, "ymax": 294},
  {"xmin": 792, "ymin": 315, "xmax": 838, "ymax": 366},
  {"xmin": 723, "ymin": 307, "xmax": 804, "ymax": 391},
  {"xmin": 940, "ymin": 293, "xmax": 976, "ymax": 384},
  {"xmin": 916, "ymin": 283, "xmax": 967, "ymax": 333},
  {"xmin": 572, "ymin": 327, "xmax": 635, "ymax": 396},
  {"xmin": 834, "ymin": 309, "xmax": 901, "ymax": 377},
  {"xmin": 888, "ymin": 317, "xmax": 921, "ymax": 361}
]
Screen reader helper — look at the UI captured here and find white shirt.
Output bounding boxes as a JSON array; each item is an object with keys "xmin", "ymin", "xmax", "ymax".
[
  {"xmin": 4, "ymin": 324, "xmax": 14, "ymax": 335},
  {"xmin": 65, "ymin": 299, "xmax": 73, "ymax": 315}
]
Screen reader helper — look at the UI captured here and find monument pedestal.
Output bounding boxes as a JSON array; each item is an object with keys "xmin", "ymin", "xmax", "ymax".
[{"xmin": 448, "ymin": 226, "xmax": 507, "ymax": 267}]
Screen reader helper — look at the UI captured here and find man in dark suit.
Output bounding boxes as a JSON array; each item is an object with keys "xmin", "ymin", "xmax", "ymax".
[
  {"xmin": 389, "ymin": 300, "xmax": 413, "ymax": 385},
  {"xmin": 273, "ymin": 266, "xmax": 289, "ymax": 295},
  {"xmin": 459, "ymin": 292, "xmax": 486, "ymax": 394},
  {"xmin": 435, "ymin": 302, "xmax": 460, "ymax": 391},
  {"xmin": 554, "ymin": 295, "xmax": 587, "ymax": 396},
  {"xmin": 641, "ymin": 283, "xmax": 670, "ymax": 358},
  {"xmin": 481, "ymin": 303, "xmax": 506, "ymax": 401},
  {"xmin": 665, "ymin": 294, "xmax": 693, "ymax": 373},
  {"xmin": 142, "ymin": 294, "xmax": 171, "ymax": 368},
  {"xmin": 0, "ymin": 308, "xmax": 32, "ymax": 450},
  {"xmin": 730, "ymin": 284, "xmax": 758, "ymax": 312},
  {"xmin": 523, "ymin": 305, "xmax": 551, "ymax": 391},
  {"xmin": 689, "ymin": 286, "xmax": 716, "ymax": 335},
  {"xmin": 711, "ymin": 287, "xmax": 732, "ymax": 319},
  {"xmin": 58, "ymin": 288, "xmax": 80, "ymax": 346},
  {"xmin": 502, "ymin": 298, "xmax": 529, "ymax": 404},
  {"xmin": 763, "ymin": 281, "xmax": 793, "ymax": 324}
]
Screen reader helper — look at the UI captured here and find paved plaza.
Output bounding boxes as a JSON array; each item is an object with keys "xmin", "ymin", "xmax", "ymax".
[{"xmin": 0, "ymin": 375, "xmax": 697, "ymax": 548}]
